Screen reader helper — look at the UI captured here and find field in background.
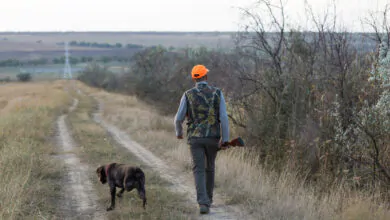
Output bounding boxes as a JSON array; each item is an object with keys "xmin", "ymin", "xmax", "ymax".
[
  {"xmin": 0, "ymin": 66, "xmax": 80, "ymax": 81},
  {"xmin": 0, "ymin": 32, "xmax": 235, "ymax": 61},
  {"xmin": 0, "ymin": 31, "xmax": 231, "ymax": 81},
  {"xmin": 0, "ymin": 62, "xmax": 129, "ymax": 82},
  {"xmin": 0, "ymin": 32, "xmax": 234, "ymax": 49},
  {"xmin": 76, "ymin": 81, "xmax": 390, "ymax": 220}
]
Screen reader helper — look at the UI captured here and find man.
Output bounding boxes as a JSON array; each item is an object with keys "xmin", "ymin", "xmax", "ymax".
[{"xmin": 174, "ymin": 64, "xmax": 229, "ymax": 214}]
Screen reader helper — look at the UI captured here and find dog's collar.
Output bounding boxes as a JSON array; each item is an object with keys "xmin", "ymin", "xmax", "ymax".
[{"xmin": 105, "ymin": 163, "xmax": 111, "ymax": 177}]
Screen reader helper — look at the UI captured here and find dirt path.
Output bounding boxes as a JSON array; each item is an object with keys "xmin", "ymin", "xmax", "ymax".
[
  {"xmin": 93, "ymin": 100, "xmax": 253, "ymax": 220},
  {"xmin": 56, "ymin": 98, "xmax": 105, "ymax": 220}
]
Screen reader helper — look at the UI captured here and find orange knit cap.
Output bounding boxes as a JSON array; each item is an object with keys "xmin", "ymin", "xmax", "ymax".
[{"xmin": 191, "ymin": 65, "xmax": 209, "ymax": 79}]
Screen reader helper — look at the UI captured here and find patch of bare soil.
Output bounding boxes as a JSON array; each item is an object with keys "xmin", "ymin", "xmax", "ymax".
[{"xmin": 55, "ymin": 98, "xmax": 105, "ymax": 220}]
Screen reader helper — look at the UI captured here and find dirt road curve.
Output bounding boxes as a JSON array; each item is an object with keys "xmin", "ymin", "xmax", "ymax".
[
  {"xmin": 56, "ymin": 98, "xmax": 105, "ymax": 220},
  {"xmin": 93, "ymin": 100, "xmax": 253, "ymax": 220}
]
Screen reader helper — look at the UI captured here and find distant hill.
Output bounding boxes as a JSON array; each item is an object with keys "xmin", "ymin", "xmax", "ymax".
[{"xmin": 0, "ymin": 31, "xmax": 379, "ymax": 61}]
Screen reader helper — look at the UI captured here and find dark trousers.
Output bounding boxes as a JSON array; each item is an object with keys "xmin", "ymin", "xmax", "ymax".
[{"xmin": 189, "ymin": 138, "xmax": 219, "ymax": 206}]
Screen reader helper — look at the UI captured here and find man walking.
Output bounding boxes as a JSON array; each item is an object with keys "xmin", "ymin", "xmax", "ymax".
[{"xmin": 174, "ymin": 64, "xmax": 230, "ymax": 214}]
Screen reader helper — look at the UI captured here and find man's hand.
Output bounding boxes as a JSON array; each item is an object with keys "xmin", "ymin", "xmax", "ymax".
[{"xmin": 177, "ymin": 135, "xmax": 183, "ymax": 139}]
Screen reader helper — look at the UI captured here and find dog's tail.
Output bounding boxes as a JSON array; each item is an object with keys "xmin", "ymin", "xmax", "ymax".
[{"xmin": 136, "ymin": 168, "xmax": 147, "ymax": 209}]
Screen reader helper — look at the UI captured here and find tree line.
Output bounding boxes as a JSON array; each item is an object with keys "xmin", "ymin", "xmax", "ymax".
[
  {"xmin": 56, "ymin": 41, "xmax": 144, "ymax": 49},
  {"xmin": 0, "ymin": 56, "xmax": 132, "ymax": 67}
]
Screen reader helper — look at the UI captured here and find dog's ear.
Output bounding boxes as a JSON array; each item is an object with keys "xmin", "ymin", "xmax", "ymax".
[
  {"xmin": 96, "ymin": 165, "xmax": 102, "ymax": 174},
  {"xmin": 96, "ymin": 165, "xmax": 104, "ymax": 176},
  {"xmin": 96, "ymin": 165, "xmax": 107, "ymax": 184}
]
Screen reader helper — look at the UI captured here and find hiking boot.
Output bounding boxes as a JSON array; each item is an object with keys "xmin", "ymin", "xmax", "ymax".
[{"xmin": 199, "ymin": 204, "xmax": 210, "ymax": 214}]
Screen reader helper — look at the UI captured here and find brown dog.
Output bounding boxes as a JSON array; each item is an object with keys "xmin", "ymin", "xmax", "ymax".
[{"xmin": 96, "ymin": 163, "xmax": 147, "ymax": 211}]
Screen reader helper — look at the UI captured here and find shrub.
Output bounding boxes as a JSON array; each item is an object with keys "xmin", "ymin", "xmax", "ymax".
[{"xmin": 16, "ymin": 73, "xmax": 32, "ymax": 82}]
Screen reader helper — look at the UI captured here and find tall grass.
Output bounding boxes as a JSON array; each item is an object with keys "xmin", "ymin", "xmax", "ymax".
[
  {"xmin": 78, "ymin": 81, "xmax": 390, "ymax": 220},
  {"xmin": 0, "ymin": 81, "xmax": 71, "ymax": 219}
]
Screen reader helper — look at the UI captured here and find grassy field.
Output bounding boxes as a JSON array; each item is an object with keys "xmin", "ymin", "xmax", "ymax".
[
  {"xmin": 0, "ymin": 81, "xmax": 72, "ymax": 219},
  {"xmin": 0, "ymin": 80, "xmax": 199, "ymax": 219},
  {"xmin": 75, "ymin": 81, "xmax": 390, "ymax": 220},
  {"xmin": 1, "ymin": 79, "xmax": 389, "ymax": 219}
]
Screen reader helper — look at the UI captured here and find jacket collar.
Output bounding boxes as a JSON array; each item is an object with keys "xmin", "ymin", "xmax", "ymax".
[{"xmin": 195, "ymin": 81, "xmax": 208, "ymax": 86}]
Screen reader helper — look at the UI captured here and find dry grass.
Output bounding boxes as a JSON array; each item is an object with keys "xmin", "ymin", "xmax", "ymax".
[
  {"xmin": 0, "ymin": 80, "xmax": 72, "ymax": 219},
  {"xmin": 67, "ymin": 90, "xmax": 197, "ymax": 220},
  {"xmin": 76, "ymin": 81, "xmax": 390, "ymax": 220}
]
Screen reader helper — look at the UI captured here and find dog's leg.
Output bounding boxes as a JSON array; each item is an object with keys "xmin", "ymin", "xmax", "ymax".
[
  {"xmin": 107, "ymin": 184, "xmax": 116, "ymax": 211},
  {"xmin": 117, "ymin": 188, "xmax": 125, "ymax": 198},
  {"xmin": 135, "ymin": 170, "xmax": 147, "ymax": 209},
  {"xmin": 136, "ymin": 182, "xmax": 147, "ymax": 209},
  {"xmin": 138, "ymin": 189, "xmax": 147, "ymax": 209}
]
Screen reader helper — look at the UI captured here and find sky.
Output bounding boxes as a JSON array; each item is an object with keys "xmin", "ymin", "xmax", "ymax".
[{"xmin": 0, "ymin": 0, "xmax": 389, "ymax": 32}]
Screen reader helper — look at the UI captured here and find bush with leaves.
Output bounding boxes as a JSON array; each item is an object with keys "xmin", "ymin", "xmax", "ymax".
[
  {"xmin": 331, "ymin": 41, "xmax": 390, "ymax": 188},
  {"xmin": 77, "ymin": 62, "xmax": 118, "ymax": 90},
  {"xmin": 16, "ymin": 73, "xmax": 32, "ymax": 82},
  {"xmin": 117, "ymin": 45, "xmax": 234, "ymax": 114}
]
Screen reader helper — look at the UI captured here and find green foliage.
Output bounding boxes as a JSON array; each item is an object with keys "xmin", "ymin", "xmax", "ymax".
[
  {"xmin": 0, "ymin": 59, "xmax": 21, "ymax": 67},
  {"xmin": 98, "ymin": 56, "xmax": 113, "ymax": 63},
  {"xmin": 52, "ymin": 57, "xmax": 62, "ymax": 64},
  {"xmin": 0, "ymin": 58, "xmax": 48, "ymax": 67},
  {"xmin": 16, "ymin": 73, "xmax": 32, "ymax": 82},
  {"xmin": 27, "ymin": 58, "xmax": 48, "ymax": 66},
  {"xmin": 80, "ymin": 56, "xmax": 94, "ymax": 63},
  {"xmin": 0, "ymin": 55, "xmax": 130, "ymax": 68},
  {"xmin": 126, "ymin": 43, "xmax": 144, "ymax": 49},
  {"xmin": 67, "ymin": 40, "xmax": 142, "ymax": 49}
]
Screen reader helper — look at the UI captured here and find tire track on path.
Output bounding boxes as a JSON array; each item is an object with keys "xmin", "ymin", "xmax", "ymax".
[{"xmin": 55, "ymin": 98, "xmax": 105, "ymax": 220}]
